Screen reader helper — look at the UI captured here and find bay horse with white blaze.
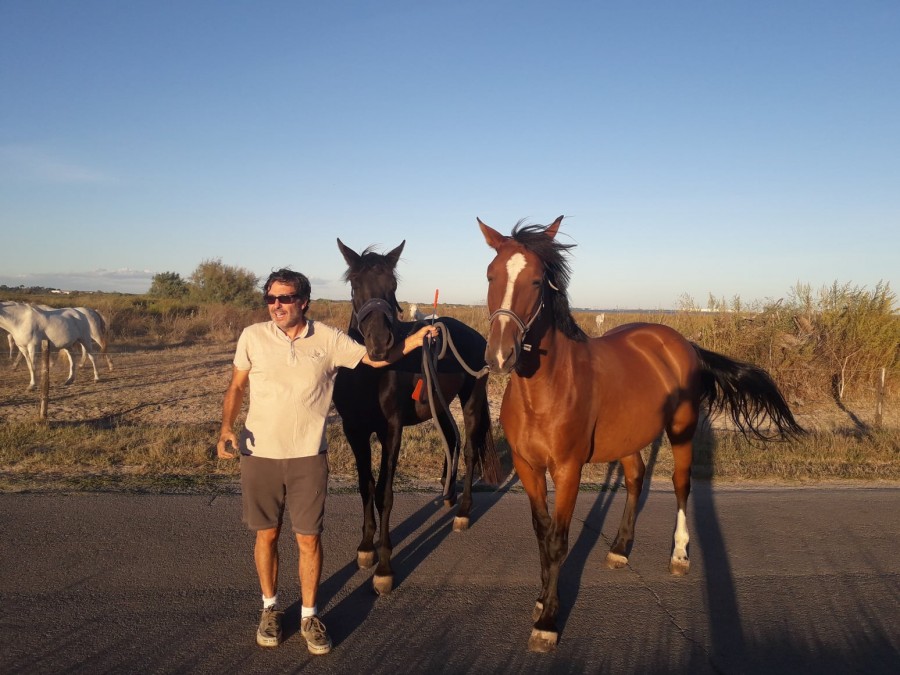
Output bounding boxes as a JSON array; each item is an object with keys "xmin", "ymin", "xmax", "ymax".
[
  {"xmin": 332, "ymin": 238, "xmax": 501, "ymax": 595},
  {"xmin": 478, "ymin": 216, "xmax": 803, "ymax": 652}
]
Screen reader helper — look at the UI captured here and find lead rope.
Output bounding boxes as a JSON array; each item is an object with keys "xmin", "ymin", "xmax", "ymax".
[
  {"xmin": 419, "ymin": 321, "xmax": 489, "ymax": 498},
  {"xmin": 421, "ymin": 331, "xmax": 458, "ymax": 498},
  {"xmin": 429, "ymin": 321, "xmax": 490, "ymax": 378}
]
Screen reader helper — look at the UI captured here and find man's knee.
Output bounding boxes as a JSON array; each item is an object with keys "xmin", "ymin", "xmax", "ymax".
[
  {"xmin": 296, "ymin": 533, "xmax": 321, "ymax": 554},
  {"xmin": 256, "ymin": 527, "xmax": 279, "ymax": 547}
]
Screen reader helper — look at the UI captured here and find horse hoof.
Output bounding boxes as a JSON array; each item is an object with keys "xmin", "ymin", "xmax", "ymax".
[
  {"xmin": 372, "ymin": 574, "xmax": 394, "ymax": 596},
  {"xmin": 669, "ymin": 557, "xmax": 690, "ymax": 576},
  {"xmin": 527, "ymin": 628, "xmax": 558, "ymax": 653},
  {"xmin": 532, "ymin": 601, "xmax": 543, "ymax": 622},
  {"xmin": 357, "ymin": 551, "xmax": 376, "ymax": 569},
  {"xmin": 606, "ymin": 552, "xmax": 628, "ymax": 569},
  {"xmin": 452, "ymin": 516, "xmax": 469, "ymax": 532}
]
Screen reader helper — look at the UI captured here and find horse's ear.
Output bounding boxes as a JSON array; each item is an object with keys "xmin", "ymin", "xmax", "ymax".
[
  {"xmin": 545, "ymin": 216, "xmax": 564, "ymax": 239},
  {"xmin": 385, "ymin": 240, "xmax": 405, "ymax": 267},
  {"xmin": 478, "ymin": 218, "xmax": 507, "ymax": 250},
  {"xmin": 337, "ymin": 238, "xmax": 360, "ymax": 267}
]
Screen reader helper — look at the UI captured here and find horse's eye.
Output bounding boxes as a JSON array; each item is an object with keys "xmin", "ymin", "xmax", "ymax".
[{"xmin": 532, "ymin": 279, "xmax": 542, "ymax": 288}]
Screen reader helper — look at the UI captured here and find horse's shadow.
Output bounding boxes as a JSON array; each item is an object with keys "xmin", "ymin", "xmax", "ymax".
[
  {"xmin": 555, "ymin": 423, "xmax": 743, "ymax": 658},
  {"xmin": 689, "ymin": 423, "xmax": 746, "ymax": 658},
  {"xmin": 289, "ymin": 473, "xmax": 519, "ymax": 646},
  {"xmin": 555, "ymin": 451, "xmax": 637, "ymax": 632}
]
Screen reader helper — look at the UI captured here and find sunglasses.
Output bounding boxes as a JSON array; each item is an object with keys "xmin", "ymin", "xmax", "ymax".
[{"xmin": 264, "ymin": 294, "xmax": 302, "ymax": 305}]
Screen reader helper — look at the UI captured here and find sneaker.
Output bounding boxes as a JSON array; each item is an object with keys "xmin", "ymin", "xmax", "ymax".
[
  {"xmin": 256, "ymin": 607, "xmax": 283, "ymax": 648},
  {"xmin": 300, "ymin": 615, "xmax": 332, "ymax": 655}
]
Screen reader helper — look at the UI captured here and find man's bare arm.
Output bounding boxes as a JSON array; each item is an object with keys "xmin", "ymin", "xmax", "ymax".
[
  {"xmin": 217, "ymin": 366, "xmax": 250, "ymax": 458},
  {"xmin": 361, "ymin": 324, "xmax": 439, "ymax": 368}
]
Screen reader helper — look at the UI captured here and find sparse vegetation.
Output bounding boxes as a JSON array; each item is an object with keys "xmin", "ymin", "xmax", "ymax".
[{"xmin": 0, "ymin": 280, "xmax": 897, "ymax": 492}]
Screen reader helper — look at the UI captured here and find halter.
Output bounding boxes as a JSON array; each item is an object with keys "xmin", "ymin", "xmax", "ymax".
[
  {"xmin": 487, "ymin": 276, "xmax": 557, "ymax": 352},
  {"xmin": 353, "ymin": 296, "xmax": 396, "ymax": 330}
]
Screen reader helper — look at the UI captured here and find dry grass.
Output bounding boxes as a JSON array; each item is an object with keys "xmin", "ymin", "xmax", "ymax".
[{"xmin": 0, "ymin": 294, "xmax": 897, "ymax": 493}]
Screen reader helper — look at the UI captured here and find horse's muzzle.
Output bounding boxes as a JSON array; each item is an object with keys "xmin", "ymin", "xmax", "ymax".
[
  {"xmin": 365, "ymin": 333, "xmax": 395, "ymax": 362},
  {"xmin": 485, "ymin": 341, "xmax": 519, "ymax": 374}
]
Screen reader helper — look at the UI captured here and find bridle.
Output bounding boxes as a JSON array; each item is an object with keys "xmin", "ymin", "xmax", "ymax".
[
  {"xmin": 352, "ymin": 294, "xmax": 397, "ymax": 330},
  {"xmin": 487, "ymin": 275, "xmax": 556, "ymax": 352}
]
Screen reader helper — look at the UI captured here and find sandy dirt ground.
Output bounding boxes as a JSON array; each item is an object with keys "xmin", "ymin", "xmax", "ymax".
[
  {"xmin": 0, "ymin": 341, "xmax": 894, "ymax": 435},
  {"xmin": 0, "ymin": 343, "xmax": 235, "ymax": 426},
  {"xmin": 0, "ymin": 341, "xmax": 513, "ymax": 431}
]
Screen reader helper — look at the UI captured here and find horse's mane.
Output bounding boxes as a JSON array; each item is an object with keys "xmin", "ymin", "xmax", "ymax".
[{"xmin": 510, "ymin": 221, "xmax": 588, "ymax": 342}]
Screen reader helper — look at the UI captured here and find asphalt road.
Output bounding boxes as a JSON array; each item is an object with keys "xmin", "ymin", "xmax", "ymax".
[{"xmin": 1, "ymin": 482, "xmax": 898, "ymax": 674}]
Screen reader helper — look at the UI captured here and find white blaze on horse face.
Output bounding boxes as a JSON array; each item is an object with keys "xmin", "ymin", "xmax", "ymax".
[
  {"xmin": 493, "ymin": 252, "xmax": 528, "ymax": 369},
  {"xmin": 502, "ymin": 252, "xmax": 528, "ymax": 311}
]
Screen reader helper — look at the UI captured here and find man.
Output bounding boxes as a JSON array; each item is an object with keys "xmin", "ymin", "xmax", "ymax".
[{"xmin": 217, "ymin": 268, "xmax": 436, "ymax": 655}]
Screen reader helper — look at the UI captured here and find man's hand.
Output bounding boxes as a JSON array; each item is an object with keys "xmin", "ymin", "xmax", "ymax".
[
  {"xmin": 362, "ymin": 324, "xmax": 441, "ymax": 368},
  {"xmin": 217, "ymin": 430, "xmax": 238, "ymax": 459},
  {"xmin": 406, "ymin": 324, "xmax": 440, "ymax": 350}
]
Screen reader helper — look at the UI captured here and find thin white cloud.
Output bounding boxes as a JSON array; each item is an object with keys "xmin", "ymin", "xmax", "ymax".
[{"xmin": 0, "ymin": 144, "xmax": 116, "ymax": 184}]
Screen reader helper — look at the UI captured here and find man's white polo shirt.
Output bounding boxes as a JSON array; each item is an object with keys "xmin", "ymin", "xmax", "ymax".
[{"xmin": 233, "ymin": 320, "xmax": 366, "ymax": 459}]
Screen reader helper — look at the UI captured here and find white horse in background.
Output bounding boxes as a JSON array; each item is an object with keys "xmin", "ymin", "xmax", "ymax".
[
  {"xmin": 71, "ymin": 306, "xmax": 113, "ymax": 371},
  {"xmin": 4, "ymin": 302, "xmax": 72, "ymax": 370},
  {"xmin": 0, "ymin": 302, "xmax": 100, "ymax": 390},
  {"xmin": 407, "ymin": 303, "xmax": 438, "ymax": 322},
  {"xmin": 5, "ymin": 303, "xmax": 112, "ymax": 372},
  {"xmin": 2, "ymin": 302, "xmax": 73, "ymax": 383}
]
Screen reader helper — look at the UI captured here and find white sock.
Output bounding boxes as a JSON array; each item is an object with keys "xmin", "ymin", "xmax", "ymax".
[
  {"xmin": 301, "ymin": 605, "xmax": 317, "ymax": 619},
  {"xmin": 263, "ymin": 594, "xmax": 278, "ymax": 610}
]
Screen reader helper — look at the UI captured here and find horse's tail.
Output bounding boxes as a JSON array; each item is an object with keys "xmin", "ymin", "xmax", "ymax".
[
  {"xmin": 95, "ymin": 312, "xmax": 109, "ymax": 352},
  {"xmin": 692, "ymin": 344, "xmax": 804, "ymax": 440},
  {"xmin": 474, "ymin": 397, "xmax": 503, "ymax": 485},
  {"xmin": 95, "ymin": 311, "xmax": 113, "ymax": 371}
]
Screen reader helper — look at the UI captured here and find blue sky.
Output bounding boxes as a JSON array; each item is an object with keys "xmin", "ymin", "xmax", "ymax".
[{"xmin": 1, "ymin": 1, "xmax": 897, "ymax": 310}]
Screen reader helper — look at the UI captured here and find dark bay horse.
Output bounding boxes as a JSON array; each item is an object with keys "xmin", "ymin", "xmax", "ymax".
[
  {"xmin": 332, "ymin": 238, "xmax": 501, "ymax": 595},
  {"xmin": 478, "ymin": 216, "xmax": 803, "ymax": 652}
]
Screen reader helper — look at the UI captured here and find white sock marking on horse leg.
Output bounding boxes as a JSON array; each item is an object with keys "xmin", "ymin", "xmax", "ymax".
[{"xmin": 672, "ymin": 508, "xmax": 689, "ymax": 562}]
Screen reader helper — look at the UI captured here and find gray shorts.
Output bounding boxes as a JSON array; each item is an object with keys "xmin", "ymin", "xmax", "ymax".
[{"xmin": 240, "ymin": 454, "xmax": 329, "ymax": 535}]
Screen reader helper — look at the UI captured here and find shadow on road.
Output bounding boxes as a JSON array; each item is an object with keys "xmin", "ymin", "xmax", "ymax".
[
  {"xmin": 548, "ymin": 422, "xmax": 745, "ymax": 667},
  {"xmin": 314, "ymin": 473, "xmax": 521, "ymax": 647}
]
